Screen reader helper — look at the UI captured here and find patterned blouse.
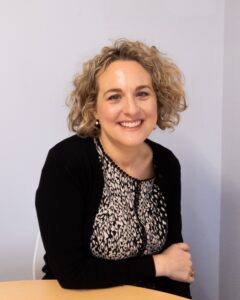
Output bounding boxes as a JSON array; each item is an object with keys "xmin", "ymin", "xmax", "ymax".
[{"xmin": 90, "ymin": 138, "xmax": 168, "ymax": 260}]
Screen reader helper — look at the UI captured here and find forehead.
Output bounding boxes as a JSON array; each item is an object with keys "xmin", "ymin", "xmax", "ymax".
[{"xmin": 97, "ymin": 60, "xmax": 152, "ymax": 88}]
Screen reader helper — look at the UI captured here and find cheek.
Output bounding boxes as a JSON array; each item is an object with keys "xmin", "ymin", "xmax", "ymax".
[
  {"xmin": 148, "ymin": 103, "xmax": 158, "ymax": 125},
  {"xmin": 153, "ymin": 99, "xmax": 158, "ymax": 116},
  {"xmin": 96, "ymin": 105, "xmax": 120, "ymax": 122},
  {"xmin": 147, "ymin": 101, "xmax": 158, "ymax": 117}
]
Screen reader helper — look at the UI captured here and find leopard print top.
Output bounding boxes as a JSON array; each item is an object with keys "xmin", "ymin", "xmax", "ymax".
[{"xmin": 90, "ymin": 138, "xmax": 168, "ymax": 260}]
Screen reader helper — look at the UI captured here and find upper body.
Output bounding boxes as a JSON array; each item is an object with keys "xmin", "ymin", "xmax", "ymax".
[
  {"xmin": 36, "ymin": 135, "xmax": 191, "ymax": 298},
  {"xmin": 35, "ymin": 39, "xmax": 194, "ymax": 299}
]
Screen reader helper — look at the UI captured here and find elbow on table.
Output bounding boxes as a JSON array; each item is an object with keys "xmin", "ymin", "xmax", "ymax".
[
  {"xmin": 54, "ymin": 271, "xmax": 87, "ymax": 290},
  {"xmin": 57, "ymin": 276, "xmax": 84, "ymax": 289},
  {"xmin": 57, "ymin": 274, "xmax": 102, "ymax": 290}
]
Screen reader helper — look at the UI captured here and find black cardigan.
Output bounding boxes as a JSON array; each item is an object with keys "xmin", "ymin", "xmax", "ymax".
[{"xmin": 35, "ymin": 135, "xmax": 191, "ymax": 298}]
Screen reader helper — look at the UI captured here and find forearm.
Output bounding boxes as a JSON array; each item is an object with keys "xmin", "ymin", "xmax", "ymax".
[{"xmin": 49, "ymin": 253, "xmax": 155, "ymax": 289}]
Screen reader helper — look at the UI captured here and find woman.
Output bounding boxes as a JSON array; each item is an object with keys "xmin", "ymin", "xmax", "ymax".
[{"xmin": 36, "ymin": 39, "xmax": 194, "ymax": 298}]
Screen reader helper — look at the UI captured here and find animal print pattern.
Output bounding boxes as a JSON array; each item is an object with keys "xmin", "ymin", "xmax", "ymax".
[{"xmin": 90, "ymin": 139, "xmax": 168, "ymax": 260}]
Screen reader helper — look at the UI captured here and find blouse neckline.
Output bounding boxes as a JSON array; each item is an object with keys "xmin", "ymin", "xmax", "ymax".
[{"xmin": 94, "ymin": 137, "xmax": 155, "ymax": 183}]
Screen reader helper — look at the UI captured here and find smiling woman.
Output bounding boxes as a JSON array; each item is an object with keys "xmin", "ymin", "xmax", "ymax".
[
  {"xmin": 94, "ymin": 60, "xmax": 158, "ymax": 176},
  {"xmin": 35, "ymin": 39, "xmax": 193, "ymax": 299}
]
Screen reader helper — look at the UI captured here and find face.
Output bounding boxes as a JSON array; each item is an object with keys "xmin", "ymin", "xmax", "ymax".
[{"xmin": 94, "ymin": 60, "xmax": 158, "ymax": 150}]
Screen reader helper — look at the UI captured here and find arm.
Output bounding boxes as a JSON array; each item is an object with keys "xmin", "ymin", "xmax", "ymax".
[
  {"xmin": 152, "ymin": 153, "xmax": 193, "ymax": 298},
  {"xmin": 35, "ymin": 146, "xmax": 155, "ymax": 289}
]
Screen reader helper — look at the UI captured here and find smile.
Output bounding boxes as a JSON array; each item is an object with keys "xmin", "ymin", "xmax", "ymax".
[{"xmin": 119, "ymin": 120, "xmax": 142, "ymax": 128}]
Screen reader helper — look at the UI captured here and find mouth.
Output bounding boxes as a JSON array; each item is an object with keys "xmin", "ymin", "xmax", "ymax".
[{"xmin": 118, "ymin": 120, "xmax": 143, "ymax": 128}]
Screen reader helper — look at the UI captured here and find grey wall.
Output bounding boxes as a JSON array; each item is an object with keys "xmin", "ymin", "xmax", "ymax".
[
  {"xmin": 0, "ymin": 1, "xmax": 226, "ymax": 300},
  {"xmin": 220, "ymin": 0, "xmax": 240, "ymax": 299}
]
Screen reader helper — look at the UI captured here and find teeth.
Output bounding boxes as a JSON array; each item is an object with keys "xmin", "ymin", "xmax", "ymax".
[{"xmin": 120, "ymin": 120, "xmax": 141, "ymax": 128}]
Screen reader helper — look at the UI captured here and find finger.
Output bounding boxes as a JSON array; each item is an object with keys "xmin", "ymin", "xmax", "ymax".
[
  {"xmin": 188, "ymin": 276, "xmax": 195, "ymax": 283},
  {"xmin": 188, "ymin": 270, "xmax": 196, "ymax": 283},
  {"xmin": 177, "ymin": 243, "xmax": 190, "ymax": 251}
]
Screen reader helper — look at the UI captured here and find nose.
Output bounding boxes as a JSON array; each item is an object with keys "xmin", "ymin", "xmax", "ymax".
[{"xmin": 122, "ymin": 96, "xmax": 140, "ymax": 116}]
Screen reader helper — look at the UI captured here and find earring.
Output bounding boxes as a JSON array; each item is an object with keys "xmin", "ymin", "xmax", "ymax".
[{"xmin": 95, "ymin": 120, "xmax": 100, "ymax": 128}]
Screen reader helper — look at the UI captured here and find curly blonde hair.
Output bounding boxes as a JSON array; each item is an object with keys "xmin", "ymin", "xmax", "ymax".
[{"xmin": 67, "ymin": 39, "xmax": 186, "ymax": 137}]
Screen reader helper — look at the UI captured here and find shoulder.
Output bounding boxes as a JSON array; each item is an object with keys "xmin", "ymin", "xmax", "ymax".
[
  {"xmin": 49, "ymin": 135, "xmax": 93, "ymax": 158},
  {"xmin": 146, "ymin": 138, "xmax": 181, "ymax": 181},
  {"xmin": 146, "ymin": 139, "xmax": 179, "ymax": 166},
  {"xmin": 51, "ymin": 135, "xmax": 92, "ymax": 153},
  {"xmin": 45, "ymin": 135, "xmax": 96, "ymax": 169}
]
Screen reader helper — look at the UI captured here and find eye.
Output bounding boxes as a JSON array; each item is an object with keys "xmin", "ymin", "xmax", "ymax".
[
  {"xmin": 108, "ymin": 94, "xmax": 121, "ymax": 100},
  {"xmin": 136, "ymin": 91, "xmax": 149, "ymax": 98}
]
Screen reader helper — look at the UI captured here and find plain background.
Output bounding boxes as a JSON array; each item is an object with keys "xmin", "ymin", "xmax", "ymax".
[{"xmin": 0, "ymin": 1, "xmax": 239, "ymax": 299}]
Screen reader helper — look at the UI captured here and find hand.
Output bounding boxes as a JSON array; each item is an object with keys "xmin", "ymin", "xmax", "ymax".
[{"xmin": 153, "ymin": 243, "xmax": 195, "ymax": 283}]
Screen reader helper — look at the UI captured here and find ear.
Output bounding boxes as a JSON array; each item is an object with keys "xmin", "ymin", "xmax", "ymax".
[
  {"xmin": 93, "ymin": 109, "xmax": 98, "ymax": 119},
  {"xmin": 92, "ymin": 96, "xmax": 99, "ymax": 119}
]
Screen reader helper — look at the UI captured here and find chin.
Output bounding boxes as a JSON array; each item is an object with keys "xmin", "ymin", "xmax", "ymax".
[{"xmin": 115, "ymin": 135, "xmax": 148, "ymax": 148}]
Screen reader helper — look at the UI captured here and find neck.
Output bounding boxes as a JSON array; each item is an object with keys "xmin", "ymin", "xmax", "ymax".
[{"xmin": 99, "ymin": 137, "xmax": 147, "ymax": 168}]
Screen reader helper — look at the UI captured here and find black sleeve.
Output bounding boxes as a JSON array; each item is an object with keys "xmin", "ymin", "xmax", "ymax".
[
  {"xmin": 35, "ymin": 147, "xmax": 155, "ymax": 289},
  {"xmin": 159, "ymin": 153, "xmax": 191, "ymax": 299},
  {"xmin": 166, "ymin": 154, "xmax": 184, "ymax": 245}
]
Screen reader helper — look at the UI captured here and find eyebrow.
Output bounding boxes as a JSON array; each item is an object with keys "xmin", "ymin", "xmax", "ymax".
[
  {"xmin": 103, "ymin": 85, "xmax": 152, "ymax": 96},
  {"xmin": 103, "ymin": 88, "xmax": 122, "ymax": 96},
  {"xmin": 136, "ymin": 85, "xmax": 152, "ymax": 91}
]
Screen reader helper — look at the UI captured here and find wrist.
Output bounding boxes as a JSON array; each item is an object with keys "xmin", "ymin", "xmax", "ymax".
[{"xmin": 153, "ymin": 254, "xmax": 168, "ymax": 277}]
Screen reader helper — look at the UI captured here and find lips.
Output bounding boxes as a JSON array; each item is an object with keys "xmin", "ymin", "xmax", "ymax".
[{"xmin": 119, "ymin": 120, "xmax": 142, "ymax": 128}]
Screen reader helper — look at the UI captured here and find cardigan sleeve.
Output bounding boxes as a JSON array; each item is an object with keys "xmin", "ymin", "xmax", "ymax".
[
  {"xmin": 165, "ymin": 154, "xmax": 184, "ymax": 245},
  {"xmin": 156, "ymin": 152, "xmax": 191, "ymax": 299},
  {"xmin": 35, "ymin": 146, "xmax": 156, "ymax": 289}
]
